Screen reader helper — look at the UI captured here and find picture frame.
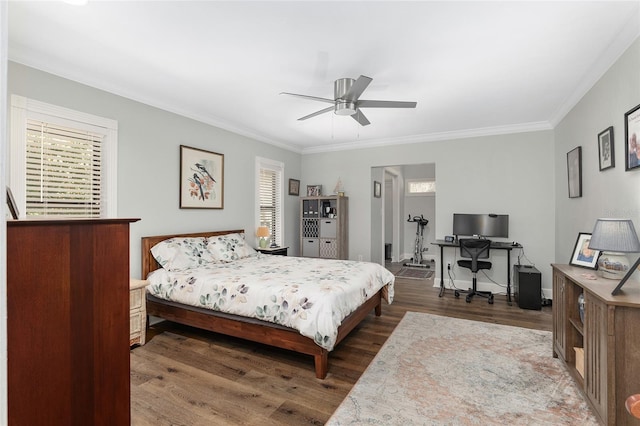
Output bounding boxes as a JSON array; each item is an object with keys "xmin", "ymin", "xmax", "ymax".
[
  {"xmin": 567, "ymin": 146, "xmax": 582, "ymax": 198},
  {"xmin": 180, "ymin": 145, "xmax": 224, "ymax": 209},
  {"xmin": 6, "ymin": 187, "xmax": 18, "ymax": 219},
  {"xmin": 307, "ymin": 184, "xmax": 322, "ymax": 197},
  {"xmin": 569, "ymin": 232, "xmax": 600, "ymax": 269},
  {"xmin": 598, "ymin": 126, "xmax": 614, "ymax": 171},
  {"xmin": 625, "ymin": 103, "xmax": 640, "ymax": 171},
  {"xmin": 288, "ymin": 178, "xmax": 300, "ymax": 196},
  {"xmin": 373, "ymin": 180, "xmax": 382, "ymax": 198}
]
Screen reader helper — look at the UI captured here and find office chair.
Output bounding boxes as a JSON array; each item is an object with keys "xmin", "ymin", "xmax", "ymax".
[{"xmin": 455, "ymin": 238, "xmax": 494, "ymax": 304}]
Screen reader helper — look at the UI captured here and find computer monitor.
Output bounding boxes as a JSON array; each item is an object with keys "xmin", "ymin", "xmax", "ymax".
[{"xmin": 453, "ymin": 213, "xmax": 509, "ymax": 239}]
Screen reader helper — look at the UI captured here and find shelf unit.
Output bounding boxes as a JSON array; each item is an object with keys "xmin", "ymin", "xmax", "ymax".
[
  {"xmin": 300, "ymin": 196, "xmax": 348, "ymax": 259},
  {"xmin": 552, "ymin": 264, "xmax": 640, "ymax": 425}
]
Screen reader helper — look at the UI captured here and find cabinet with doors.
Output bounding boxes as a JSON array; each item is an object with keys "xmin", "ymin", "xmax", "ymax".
[
  {"xmin": 552, "ymin": 264, "xmax": 640, "ymax": 425},
  {"xmin": 300, "ymin": 196, "xmax": 348, "ymax": 259}
]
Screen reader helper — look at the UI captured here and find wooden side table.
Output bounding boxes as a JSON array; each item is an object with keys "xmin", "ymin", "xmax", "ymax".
[
  {"xmin": 130, "ymin": 279, "xmax": 148, "ymax": 346},
  {"xmin": 256, "ymin": 246, "xmax": 289, "ymax": 256}
]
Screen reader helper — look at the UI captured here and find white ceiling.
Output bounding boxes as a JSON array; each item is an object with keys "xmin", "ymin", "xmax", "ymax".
[{"xmin": 8, "ymin": 1, "xmax": 640, "ymax": 153}]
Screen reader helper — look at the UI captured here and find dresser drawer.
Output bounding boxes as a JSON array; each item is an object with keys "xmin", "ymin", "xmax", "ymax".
[
  {"xmin": 130, "ymin": 311, "xmax": 144, "ymax": 335},
  {"xmin": 129, "ymin": 279, "xmax": 147, "ymax": 346},
  {"xmin": 130, "ymin": 287, "xmax": 143, "ymax": 310}
]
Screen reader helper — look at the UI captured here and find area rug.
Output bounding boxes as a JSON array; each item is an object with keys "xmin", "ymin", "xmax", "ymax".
[
  {"xmin": 327, "ymin": 312, "xmax": 598, "ymax": 426},
  {"xmin": 395, "ymin": 267, "xmax": 434, "ymax": 280}
]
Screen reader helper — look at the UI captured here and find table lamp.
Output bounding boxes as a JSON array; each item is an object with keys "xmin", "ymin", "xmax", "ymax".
[
  {"xmin": 588, "ymin": 218, "xmax": 640, "ymax": 295},
  {"xmin": 256, "ymin": 226, "xmax": 270, "ymax": 248}
]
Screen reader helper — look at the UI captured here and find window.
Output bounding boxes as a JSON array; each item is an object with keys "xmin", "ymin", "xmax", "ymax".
[
  {"xmin": 256, "ymin": 157, "xmax": 283, "ymax": 247},
  {"xmin": 10, "ymin": 95, "xmax": 117, "ymax": 218},
  {"xmin": 406, "ymin": 179, "xmax": 436, "ymax": 196}
]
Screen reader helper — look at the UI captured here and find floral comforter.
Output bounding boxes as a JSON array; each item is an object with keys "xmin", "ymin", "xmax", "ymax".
[{"xmin": 146, "ymin": 254, "xmax": 395, "ymax": 351}]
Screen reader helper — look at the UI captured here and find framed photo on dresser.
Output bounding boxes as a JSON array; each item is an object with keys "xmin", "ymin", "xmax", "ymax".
[{"xmin": 569, "ymin": 232, "xmax": 599, "ymax": 269}]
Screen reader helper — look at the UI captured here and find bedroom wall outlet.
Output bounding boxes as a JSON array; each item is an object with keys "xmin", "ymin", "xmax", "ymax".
[
  {"xmin": 447, "ymin": 262, "xmax": 451, "ymax": 270},
  {"xmin": 358, "ymin": 254, "xmax": 363, "ymax": 261}
]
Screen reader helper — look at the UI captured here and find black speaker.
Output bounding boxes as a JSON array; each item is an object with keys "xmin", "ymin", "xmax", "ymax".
[{"xmin": 513, "ymin": 265, "xmax": 542, "ymax": 310}]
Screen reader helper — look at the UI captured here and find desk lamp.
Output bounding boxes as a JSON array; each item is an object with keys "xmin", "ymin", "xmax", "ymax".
[
  {"xmin": 256, "ymin": 226, "xmax": 270, "ymax": 248},
  {"xmin": 588, "ymin": 218, "xmax": 640, "ymax": 295}
]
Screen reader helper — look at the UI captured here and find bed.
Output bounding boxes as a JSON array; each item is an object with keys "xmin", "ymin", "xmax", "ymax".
[{"xmin": 141, "ymin": 229, "xmax": 394, "ymax": 379}]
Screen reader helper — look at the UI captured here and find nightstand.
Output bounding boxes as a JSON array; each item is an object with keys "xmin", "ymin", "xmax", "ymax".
[
  {"xmin": 130, "ymin": 279, "xmax": 148, "ymax": 346},
  {"xmin": 256, "ymin": 246, "xmax": 289, "ymax": 256}
]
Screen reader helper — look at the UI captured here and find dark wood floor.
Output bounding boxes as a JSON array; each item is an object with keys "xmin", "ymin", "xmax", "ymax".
[{"xmin": 130, "ymin": 266, "xmax": 552, "ymax": 425}]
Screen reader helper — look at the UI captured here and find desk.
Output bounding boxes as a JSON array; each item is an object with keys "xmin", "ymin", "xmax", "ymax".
[{"xmin": 432, "ymin": 240, "xmax": 522, "ymax": 304}]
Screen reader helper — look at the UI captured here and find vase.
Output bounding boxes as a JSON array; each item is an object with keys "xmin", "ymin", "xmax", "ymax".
[
  {"xmin": 578, "ymin": 293, "xmax": 585, "ymax": 324},
  {"xmin": 597, "ymin": 252, "xmax": 630, "ymax": 279}
]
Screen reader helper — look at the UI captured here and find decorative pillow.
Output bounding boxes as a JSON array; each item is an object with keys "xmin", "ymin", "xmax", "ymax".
[
  {"xmin": 207, "ymin": 233, "xmax": 257, "ymax": 262},
  {"xmin": 151, "ymin": 237, "xmax": 216, "ymax": 271}
]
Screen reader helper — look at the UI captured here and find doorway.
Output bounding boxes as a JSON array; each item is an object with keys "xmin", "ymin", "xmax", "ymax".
[{"xmin": 371, "ymin": 163, "xmax": 436, "ymax": 266}]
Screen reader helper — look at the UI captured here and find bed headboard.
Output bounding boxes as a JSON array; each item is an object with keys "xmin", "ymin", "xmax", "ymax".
[{"xmin": 141, "ymin": 229, "xmax": 245, "ymax": 279}]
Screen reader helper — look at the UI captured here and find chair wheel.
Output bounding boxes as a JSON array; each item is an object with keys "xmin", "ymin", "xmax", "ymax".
[
  {"xmin": 454, "ymin": 290, "xmax": 460, "ymax": 298},
  {"xmin": 465, "ymin": 295, "xmax": 471, "ymax": 303},
  {"xmin": 488, "ymin": 295, "xmax": 494, "ymax": 304}
]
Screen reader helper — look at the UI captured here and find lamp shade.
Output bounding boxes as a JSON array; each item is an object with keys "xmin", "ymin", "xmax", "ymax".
[
  {"xmin": 588, "ymin": 218, "xmax": 640, "ymax": 253},
  {"xmin": 256, "ymin": 226, "xmax": 270, "ymax": 238}
]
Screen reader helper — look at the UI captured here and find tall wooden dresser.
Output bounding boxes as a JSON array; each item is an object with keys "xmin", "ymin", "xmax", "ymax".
[
  {"xmin": 552, "ymin": 264, "xmax": 640, "ymax": 425},
  {"xmin": 7, "ymin": 218, "xmax": 138, "ymax": 426}
]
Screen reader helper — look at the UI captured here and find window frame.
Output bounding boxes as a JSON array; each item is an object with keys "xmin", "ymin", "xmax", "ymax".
[
  {"xmin": 405, "ymin": 178, "xmax": 436, "ymax": 197},
  {"xmin": 255, "ymin": 156, "xmax": 284, "ymax": 247},
  {"xmin": 10, "ymin": 95, "xmax": 118, "ymax": 218}
]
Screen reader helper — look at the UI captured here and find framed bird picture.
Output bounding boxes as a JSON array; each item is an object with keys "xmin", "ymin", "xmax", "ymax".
[{"xmin": 180, "ymin": 145, "xmax": 224, "ymax": 209}]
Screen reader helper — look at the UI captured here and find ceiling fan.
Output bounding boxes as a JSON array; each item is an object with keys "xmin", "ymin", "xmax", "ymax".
[{"xmin": 281, "ymin": 75, "xmax": 417, "ymax": 126}]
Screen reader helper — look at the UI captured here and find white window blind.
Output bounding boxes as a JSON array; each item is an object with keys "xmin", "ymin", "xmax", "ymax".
[
  {"xmin": 10, "ymin": 95, "xmax": 118, "ymax": 218},
  {"xmin": 259, "ymin": 167, "xmax": 282, "ymax": 245},
  {"xmin": 256, "ymin": 157, "xmax": 284, "ymax": 247},
  {"xmin": 25, "ymin": 119, "xmax": 103, "ymax": 217}
]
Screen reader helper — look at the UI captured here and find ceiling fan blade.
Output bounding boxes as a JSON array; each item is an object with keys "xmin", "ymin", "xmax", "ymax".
[
  {"xmin": 280, "ymin": 92, "xmax": 334, "ymax": 104},
  {"xmin": 343, "ymin": 75, "xmax": 373, "ymax": 101},
  {"xmin": 351, "ymin": 109, "xmax": 371, "ymax": 126},
  {"xmin": 358, "ymin": 100, "xmax": 417, "ymax": 108},
  {"xmin": 298, "ymin": 106, "xmax": 334, "ymax": 121}
]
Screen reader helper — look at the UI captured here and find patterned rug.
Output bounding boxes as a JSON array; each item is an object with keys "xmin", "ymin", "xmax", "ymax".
[
  {"xmin": 396, "ymin": 267, "xmax": 434, "ymax": 280},
  {"xmin": 327, "ymin": 312, "xmax": 598, "ymax": 425}
]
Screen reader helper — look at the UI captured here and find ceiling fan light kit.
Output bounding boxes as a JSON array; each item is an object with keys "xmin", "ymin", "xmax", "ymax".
[
  {"xmin": 282, "ymin": 75, "xmax": 417, "ymax": 126},
  {"xmin": 335, "ymin": 101, "xmax": 356, "ymax": 116}
]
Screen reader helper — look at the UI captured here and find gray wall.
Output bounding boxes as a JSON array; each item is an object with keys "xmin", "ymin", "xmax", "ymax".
[
  {"xmin": 555, "ymin": 38, "xmax": 640, "ymax": 267},
  {"xmin": 7, "ymin": 35, "xmax": 639, "ymax": 297},
  {"xmin": 8, "ymin": 62, "xmax": 302, "ymax": 278},
  {"xmin": 302, "ymin": 130, "xmax": 556, "ymax": 296}
]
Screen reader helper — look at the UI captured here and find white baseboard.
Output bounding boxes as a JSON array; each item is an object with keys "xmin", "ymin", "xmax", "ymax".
[{"xmin": 401, "ymin": 252, "xmax": 436, "ymax": 264}]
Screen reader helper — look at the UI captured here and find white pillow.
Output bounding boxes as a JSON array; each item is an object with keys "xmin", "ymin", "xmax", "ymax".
[
  {"xmin": 207, "ymin": 233, "xmax": 257, "ymax": 262},
  {"xmin": 151, "ymin": 237, "xmax": 216, "ymax": 271}
]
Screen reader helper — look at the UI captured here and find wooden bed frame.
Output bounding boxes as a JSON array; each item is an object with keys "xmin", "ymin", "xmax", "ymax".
[{"xmin": 141, "ymin": 229, "xmax": 384, "ymax": 379}]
